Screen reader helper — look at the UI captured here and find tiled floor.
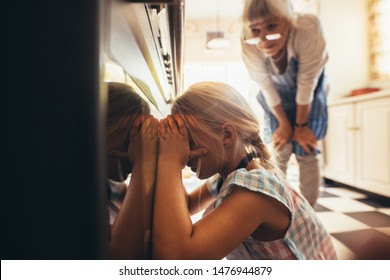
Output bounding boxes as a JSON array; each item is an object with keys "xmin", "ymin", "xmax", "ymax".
[
  {"xmin": 184, "ymin": 163, "xmax": 390, "ymax": 260},
  {"xmin": 313, "ymin": 186, "xmax": 390, "ymax": 259},
  {"xmin": 286, "ymin": 163, "xmax": 390, "ymax": 260}
]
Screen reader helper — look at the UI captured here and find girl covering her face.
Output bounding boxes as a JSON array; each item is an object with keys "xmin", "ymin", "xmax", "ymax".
[{"xmin": 152, "ymin": 81, "xmax": 336, "ymax": 260}]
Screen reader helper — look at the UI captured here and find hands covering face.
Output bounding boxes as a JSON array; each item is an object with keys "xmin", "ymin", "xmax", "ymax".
[
  {"xmin": 110, "ymin": 114, "xmax": 208, "ymax": 171},
  {"xmin": 158, "ymin": 115, "xmax": 208, "ymax": 168},
  {"xmin": 109, "ymin": 115, "xmax": 159, "ymax": 169}
]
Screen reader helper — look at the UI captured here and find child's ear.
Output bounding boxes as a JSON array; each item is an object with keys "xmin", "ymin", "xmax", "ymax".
[{"xmin": 221, "ymin": 123, "xmax": 237, "ymax": 146}]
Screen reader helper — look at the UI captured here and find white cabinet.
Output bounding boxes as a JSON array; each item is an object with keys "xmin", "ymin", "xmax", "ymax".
[
  {"xmin": 324, "ymin": 92, "xmax": 390, "ymax": 197},
  {"xmin": 324, "ymin": 104, "xmax": 355, "ymax": 186},
  {"xmin": 356, "ymin": 97, "xmax": 390, "ymax": 196}
]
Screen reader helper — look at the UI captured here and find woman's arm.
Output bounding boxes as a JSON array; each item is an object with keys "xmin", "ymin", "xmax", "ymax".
[
  {"xmin": 293, "ymin": 104, "xmax": 317, "ymax": 155},
  {"xmin": 294, "ymin": 14, "xmax": 328, "ymax": 105},
  {"xmin": 292, "ymin": 15, "xmax": 327, "ymax": 154},
  {"xmin": 241, "ymin": 33, "xmax": 293, "ymax": 149},
  {"xmin": 270, "ymin": 103, "xmax": 293, "ymax": 150},
  {"xmin": 241, "ymin": 34, "xmax": 281, "ymax": 107}
]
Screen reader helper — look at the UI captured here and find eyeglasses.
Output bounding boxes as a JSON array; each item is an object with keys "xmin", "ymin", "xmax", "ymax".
[{"xmin": 244, "ymin": 33, "xmax": 282, "ymax": 45}]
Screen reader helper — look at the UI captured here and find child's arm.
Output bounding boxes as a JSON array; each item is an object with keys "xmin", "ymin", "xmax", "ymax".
[
  {"xmin": 152, "ymin": 115, "xmax": 290, "ymax": 259},
  {"xmin": 187, "ymin": 182, "xmax": 214, "ymax": 216},
  {"xmin": 109, "ymin": 115, "xmax": 159, "ymax": 259}
]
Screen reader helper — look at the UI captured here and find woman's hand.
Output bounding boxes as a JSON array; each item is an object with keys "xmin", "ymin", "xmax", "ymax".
[
  {"xmin": 272, "ymin": 122, "xmax": 293, "ymax": 150},
  {"xmin": 292, "ymin": 126, "xmax": 317, "ymax": 155}
]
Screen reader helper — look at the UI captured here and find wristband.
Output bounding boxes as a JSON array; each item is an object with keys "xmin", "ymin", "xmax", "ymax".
[{"xmin": 295, "ymin": 122, "xmax": 308, "ymax": 128}]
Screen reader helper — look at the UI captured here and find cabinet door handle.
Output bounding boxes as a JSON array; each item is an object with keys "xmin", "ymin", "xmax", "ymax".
[{"xmin": 348, "ymin": 127, "xmax": 360, "ymax": 131}]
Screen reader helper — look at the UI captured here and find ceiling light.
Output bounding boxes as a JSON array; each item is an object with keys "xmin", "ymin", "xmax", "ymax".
[
  {"xmin": 207, "ymin": 34, "xmax": 230, "ymax": 49},
  {"xmin": 206, "ymin": 0, "xmax": 230, "ymax": 50}
]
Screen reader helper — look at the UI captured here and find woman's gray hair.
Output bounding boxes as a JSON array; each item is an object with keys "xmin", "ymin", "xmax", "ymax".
[{"xmin": 242, "ymin": 0, "xmax": 297, "ymax": 26}]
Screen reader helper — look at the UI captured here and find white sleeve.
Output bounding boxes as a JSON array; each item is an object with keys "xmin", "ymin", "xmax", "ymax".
[
  {"xmin": 241, "ymin": 35, "xmax": 281, "ymax": 107},
  {"xmin": 294, "ymin": 14, "xmax": 328, "ymax": 105}
]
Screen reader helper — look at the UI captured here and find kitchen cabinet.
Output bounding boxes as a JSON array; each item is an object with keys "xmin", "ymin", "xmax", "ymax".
[{"xmin": 324, "ymin": 90, "xmax": 390, "ymax": 197}]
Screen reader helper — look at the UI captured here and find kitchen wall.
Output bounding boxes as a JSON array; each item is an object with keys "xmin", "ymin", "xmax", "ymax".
[{"xmin": 319, "ymin": 0, "xmax": 370, "ymax": 100}]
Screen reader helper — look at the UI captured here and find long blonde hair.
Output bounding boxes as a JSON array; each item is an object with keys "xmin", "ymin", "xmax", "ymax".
[{"xmin": 171, "ymin": 81, "xmax": 276, "ymax": 171}]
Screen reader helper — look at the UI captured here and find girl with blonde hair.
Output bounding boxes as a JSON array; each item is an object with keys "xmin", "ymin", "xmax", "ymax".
[
  {"xmin": 152, "ymin": 81, "xmax": 336, "ymax": 260},
  {"xmin": 241, "ymin": 0, "xmax": 329, "ymax": 207}
]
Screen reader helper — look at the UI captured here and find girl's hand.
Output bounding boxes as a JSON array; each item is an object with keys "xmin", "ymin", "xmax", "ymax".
[
  {"xmin": 272, "ymin": 122, "xmax": 293, "ymax": 150},
  {"xmin": 158, "ymin": 115, "xmax": 207, "ymax": 168},
  {"xmin": 158, "ymin": 115, "xmax": 189, "ymax": 167},
  {"xmin": 292, "ymin": 126, "xmax": 317, "ymax": 155},
  {"xmin": 128, "ymin": 115, "xmax": 159, "ymax": 166},
  {"xmin": 109, "ymin": 115, "xmax": 159, "ymax": 166}
]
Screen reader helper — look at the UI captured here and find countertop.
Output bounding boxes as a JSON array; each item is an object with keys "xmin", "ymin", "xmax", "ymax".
[{"xmin": 328, "ymin": 88, "xmax": 390, "ymax": 106}]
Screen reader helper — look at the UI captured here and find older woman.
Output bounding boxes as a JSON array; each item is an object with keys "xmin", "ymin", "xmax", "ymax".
[{"xmin": 241, "ymin": 0, "xmax": 329, "ymax": 206}]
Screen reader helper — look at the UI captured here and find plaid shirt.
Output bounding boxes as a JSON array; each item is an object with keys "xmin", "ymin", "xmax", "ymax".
[{"xmin": 206, "ymin": 168, "xmax": 337, "ymax": 260}]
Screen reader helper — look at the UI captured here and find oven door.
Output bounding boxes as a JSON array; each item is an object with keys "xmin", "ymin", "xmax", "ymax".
[
  {"xmin": 104, "ymin": 0, "xmax": 184, "ymax": 116},
  {"xmin": 103, "ymin": 0, "xmax": 185, "ymax": 258}
]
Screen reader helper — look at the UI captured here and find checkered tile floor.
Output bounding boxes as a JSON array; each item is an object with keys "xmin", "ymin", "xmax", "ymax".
[
  {"xmin": 313, "ymin": 185, "xmax": 390, "ymax": 259},
  {"xmin": 184, "ymin": 165, "xmax": 390, "ymax": 259},
  {"xmin": 286, "ymin": 163, "xmax": 390, "ymax": 259}
]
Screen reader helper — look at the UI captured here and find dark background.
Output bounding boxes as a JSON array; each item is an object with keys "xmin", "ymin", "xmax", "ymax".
[{"xmin": 1, "ymin": 0, "xmax": 107, "ymax": 259}]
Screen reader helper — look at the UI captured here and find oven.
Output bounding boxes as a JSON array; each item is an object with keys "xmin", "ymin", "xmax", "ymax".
[
  {"xmin": 2, "ymin": 0, "xmax": 185, "ymax": 259},
  {"xmin": 105, "ymin": 0, "xmax": 185, "ymax": 115}
]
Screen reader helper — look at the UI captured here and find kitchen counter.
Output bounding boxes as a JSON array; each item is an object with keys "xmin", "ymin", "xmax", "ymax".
[{"xmin": 328, "ymin": 88, "xmax": 390, "ymax": 106}]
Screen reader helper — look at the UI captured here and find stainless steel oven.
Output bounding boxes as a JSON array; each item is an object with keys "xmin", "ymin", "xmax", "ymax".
[{"xmin": 105, "ymin": 0, "xmax": 185, "ymax": 115}]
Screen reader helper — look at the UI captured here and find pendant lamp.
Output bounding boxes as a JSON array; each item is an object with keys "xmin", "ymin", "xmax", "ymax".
[{"xmin": 206, "ymin": 0, "xmax": 230, "ymax": 49}]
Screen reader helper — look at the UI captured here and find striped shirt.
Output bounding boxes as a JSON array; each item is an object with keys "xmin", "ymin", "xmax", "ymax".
[{"xmin": 206, "ymin": 168, "xmax": 337, "ymax": 260}]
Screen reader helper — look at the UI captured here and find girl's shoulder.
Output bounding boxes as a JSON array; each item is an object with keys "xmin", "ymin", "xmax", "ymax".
[
  {"xmin": 226, "ymin": 168, "xmax": 285, "ymax": 193},
  {"xmin": 206, "ymin": 168, "xmax": 281, "ymax": 198},
  {"xmin": 215, "ymin": 168, "xmax": 293, "ymax": 212}
]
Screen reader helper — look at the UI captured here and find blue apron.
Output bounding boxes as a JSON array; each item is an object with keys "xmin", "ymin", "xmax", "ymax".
[{"xmin": 256, "ymin": 58, "xmax": 328, "ymax": 156}]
